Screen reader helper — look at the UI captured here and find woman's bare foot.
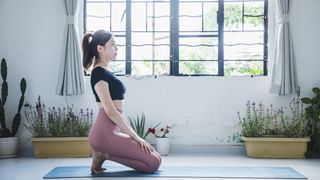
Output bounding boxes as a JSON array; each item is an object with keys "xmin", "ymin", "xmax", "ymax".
[
  {"xmin": 91, "ymin": 149, "xmax": 108, "ymax": 173},
  {"xmin": 98, "ymin": 167, "xmax": 106, "ymax": 171}
]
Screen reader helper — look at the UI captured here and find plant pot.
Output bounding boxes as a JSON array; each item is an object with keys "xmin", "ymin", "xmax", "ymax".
[
  {"xmin": 32, "ymin": 137, "xmax": 91, "ymax": 158},
  {"xmin": 156, "ymin": 137, "xmax": 170, "ymax": 156},
  {"xmin": 0, "ymin": 137, "xmax": 19, "ymax": 158},
  {"xmin": 242, "ymin": 137, "xmax": 311, "ymax": 158}
]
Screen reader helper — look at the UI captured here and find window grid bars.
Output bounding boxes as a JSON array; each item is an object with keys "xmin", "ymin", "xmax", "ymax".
[{"xmin": 84, "ymin": 0, "xmax": 268, "ymax": 76}]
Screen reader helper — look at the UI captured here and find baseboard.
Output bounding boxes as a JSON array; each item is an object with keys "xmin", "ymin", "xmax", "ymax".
[
  {"xmin": 19, "ymin": 144, "xmax": 245, "ymax": 157},
  {"xmin": 169, "ymin": 145, "xmax": 245, "ymax": 155}
]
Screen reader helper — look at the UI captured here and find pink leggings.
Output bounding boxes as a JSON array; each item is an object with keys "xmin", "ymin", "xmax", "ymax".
[{"xmin": 88, "ymin": 108, "xmax": 162, "ymax": 173}]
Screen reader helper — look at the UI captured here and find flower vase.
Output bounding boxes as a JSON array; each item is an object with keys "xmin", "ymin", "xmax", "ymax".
[{"xmin": 156, "ymin": 137, "xmax": 170, "ymax": 156}]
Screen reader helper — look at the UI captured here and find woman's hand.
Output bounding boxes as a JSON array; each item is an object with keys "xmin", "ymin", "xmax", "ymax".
[{"xmin": 134, "ymin": 136, "xmax": 155, "ymax": 154}]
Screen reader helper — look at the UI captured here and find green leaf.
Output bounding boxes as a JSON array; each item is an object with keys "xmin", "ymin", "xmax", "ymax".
[
  {"xmin": 311, "ymin": 98, "xmax": 319, "ymax": 105},
  {"xmin": 1, "ymin": 58, "xmax": 7, "ymax": 80},
  {"xmin": 301, "ymin": 97, "xmax": 312, "ymax": 104},
  {"xmin": 1, "ymin": 81, "xmax": 8, "ymax": 105},
  {"xmin": 11, "ymin": 113, "xmax": 21, "ymax": 136},
  {"xmin": 20, "ymin": 78, "xmax": 27, "ymax": 93},
  {"xmin": 312, "ymin": 87, "xmax": 320, "ymax": 96}
]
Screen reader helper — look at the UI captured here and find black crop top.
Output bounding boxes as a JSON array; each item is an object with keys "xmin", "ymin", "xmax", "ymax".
[{"xmin": 90, "ymin": 67, "xmax": 126, "ymax": 102}]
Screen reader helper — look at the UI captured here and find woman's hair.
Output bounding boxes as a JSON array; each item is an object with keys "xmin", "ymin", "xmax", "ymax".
[{"xmin": 82, "ymin": 30, "xmax": 113, "ymax": 70}]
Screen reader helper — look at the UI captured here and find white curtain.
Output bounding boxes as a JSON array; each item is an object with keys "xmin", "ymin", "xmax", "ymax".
[
  {"xmin": 269, "ymin": 0, "xmax": 298, "ymax": 95},
  {"xmin": 56, "ymin": 0, "xmax": 85, "ymax": 96}
]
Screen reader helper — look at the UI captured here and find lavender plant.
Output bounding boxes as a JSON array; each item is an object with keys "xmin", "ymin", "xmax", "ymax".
[
  {"xmin": 281, "ymin": 96, "xmax": 309, "ymax": 138},
  {"xmin": 24, "ymin": 96, "xmax": 93, "ymax": 137},
  {"xmin": 238, "ymin": 93, "xmax": 309, "ymax": 138}
]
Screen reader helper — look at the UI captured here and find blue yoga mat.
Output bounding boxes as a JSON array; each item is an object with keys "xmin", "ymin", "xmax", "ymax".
[{"xmin": 43, "ymin": 166, "xmax": 307, "ymax": 179}]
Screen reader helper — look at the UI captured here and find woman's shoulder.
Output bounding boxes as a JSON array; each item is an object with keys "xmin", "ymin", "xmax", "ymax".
[
  {"xmin": 92, "ymin": 66, "xmax": 105, "ymax": 73},
  {"xmin": 91, "ymin": 67, "xmax": 113, "ymax": 82},
  {"xmin": 92, "ymin": 67, "xmax": 112, "ymax": 75}
]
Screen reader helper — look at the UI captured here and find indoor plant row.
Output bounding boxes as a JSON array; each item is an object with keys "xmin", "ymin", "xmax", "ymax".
[
  {"xmin": 24, "ymin": 96, "xmax": 93, "ymax": 158},
  {"xmin": 237, "ymin": 89, "xmax": 317, "ymax": 158}
]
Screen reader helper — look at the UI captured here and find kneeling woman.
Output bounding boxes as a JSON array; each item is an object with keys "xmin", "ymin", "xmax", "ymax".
[{"xmin": 82, "ymin": 30, "xmax": 162, "ymax": 175}]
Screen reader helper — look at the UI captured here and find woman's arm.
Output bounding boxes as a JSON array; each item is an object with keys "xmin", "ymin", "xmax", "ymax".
[
  {"xmin": 95, "ymin": 81, "xmax": 138, "ymax": 139},
  {"xmin": 94, "ymin": 81, "xmax": 154, "ymax": 153},
  {"xmin": 120, "ymin": 114, "xmax": 133, "ymax": 130}
]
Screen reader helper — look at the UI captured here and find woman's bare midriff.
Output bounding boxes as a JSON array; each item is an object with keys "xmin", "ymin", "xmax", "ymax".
[{"xmin": 97, "ymin": 100, "xmax": 124, "ymax": 112}]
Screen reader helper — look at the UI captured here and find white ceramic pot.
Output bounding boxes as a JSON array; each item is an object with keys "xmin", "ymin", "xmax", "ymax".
[
  {"xmin": 0, "ymin": 137, "xmax": 19, "ymax": 158},
  {"xmin": 156, "ymin": 137, "xmax": 170, "ymax": 156}
]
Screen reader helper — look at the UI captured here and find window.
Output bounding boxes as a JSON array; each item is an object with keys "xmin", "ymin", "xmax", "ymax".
[{"xmin": 84, "ymin": 0, "xmax": 268, "ymax": 76}]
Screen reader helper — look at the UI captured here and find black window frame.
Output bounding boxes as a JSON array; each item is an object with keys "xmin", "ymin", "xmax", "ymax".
[{"xmin": 84, "ymin": 0, "xmax": 268, "ymax": 76}]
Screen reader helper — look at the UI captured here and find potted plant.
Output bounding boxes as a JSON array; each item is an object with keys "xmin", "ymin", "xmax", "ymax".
[
  {"xmin": 301, "ymin": 87, "xmax": 320, "ymax": 158},
  {"xmin": 0, "ymin": 58, "xmax": 27, "ymax": 158},
  {"xmin": 128, "ymin": 113, "xmax": 161, "ymax": 139},
  {"xmin": 148, "ymin": 125, "xmax": 171, "ymax": 156},
  {"xmin": 238, "ymin": 92, "xmax": 311, "ymax": 158},
  {"xmin": 24, "ymin": 96, "xmax": 93, "ymax": 158}
]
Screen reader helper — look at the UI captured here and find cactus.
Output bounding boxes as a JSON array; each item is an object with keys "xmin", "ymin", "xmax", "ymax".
[{"xmin": 0, "ymin": 58, "xmax": 27, "ymax": 137}]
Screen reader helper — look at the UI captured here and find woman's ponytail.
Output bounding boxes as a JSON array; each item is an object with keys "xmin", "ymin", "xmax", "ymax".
[
  {"xmin": 82, "ymin": 33, "xmax": 93, "ymax": 70},
  {"xmin": 82, "ymin": 30, "xmax": 112, "ymax": 70}
]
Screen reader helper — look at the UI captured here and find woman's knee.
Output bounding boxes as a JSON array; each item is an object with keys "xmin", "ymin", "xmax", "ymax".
[{"xmin": 145, "ymin": 154, "xmax": 162, "ymax": 173}]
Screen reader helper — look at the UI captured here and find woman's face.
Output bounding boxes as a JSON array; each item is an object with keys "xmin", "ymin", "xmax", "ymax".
[{"xmin": 103, "ymin": 36, "xmax": 118, "ymax": 61}]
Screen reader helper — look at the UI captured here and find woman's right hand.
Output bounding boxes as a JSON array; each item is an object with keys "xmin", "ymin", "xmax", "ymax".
[{"xmin": 134, "ymin": 136, "xmax": 155, "ymax": 154}]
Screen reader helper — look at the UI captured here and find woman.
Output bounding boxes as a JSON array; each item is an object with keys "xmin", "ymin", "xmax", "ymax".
[{"xmin": 82, "ymin": 30, "xmax": 161, "ymax": 175}]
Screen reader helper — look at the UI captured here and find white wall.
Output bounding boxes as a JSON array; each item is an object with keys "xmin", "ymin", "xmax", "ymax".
[{"xmin": 0, "ymin": 0, "xmax": 320, "ymax": 155}]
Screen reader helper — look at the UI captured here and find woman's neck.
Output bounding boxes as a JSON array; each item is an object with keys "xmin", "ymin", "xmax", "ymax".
[{"xmin": 94, "ymin": 61, "xmax": 109, "ymax": 69}]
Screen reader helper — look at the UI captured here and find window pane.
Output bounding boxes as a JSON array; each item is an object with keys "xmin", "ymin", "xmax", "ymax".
[
  {"xmin": 244, "ymin": 1, "xmax": 264, "ymax": 16},
  {"xmin": 132, "ymin": 45, "xmax": 170, "ymax": 60},
  {"xmin": 154, "ymin": 62, "xmax": 170, "ymax": 75},
  {"xmin": 87, "ymin": 2, "xmax": 109, "ymax": 16},
  {"xmin": 224, "ymin": 61, "xmax": 264, "ymax": 76},
  {"xmin": 244, "ymin": 2, "xmax": 264, "ymax": 30},
  {"xmin": 180, "ymin": 36, "xmax": 218, "ymax": 60},
  {"xmin": 132, "ymin": 1, "xmax": 170, "ymax": 32},
  {"xmin": 132, "ymin": 61, "xmax": 170, "ymax": 76},
  {"xmin": 179, "ymin": 61, "xmax": 218, "ymax": 75},
  {"xmin": 109, "ymin": 61, "xmax": 126, "ymax": 75},
  {"xmin": 224, "ymin": 2, "xmax": 242, "ymax": 31},
  {"xmin": 86, "ymin": 18, "xmax": 109, "ymax": 32},
  {"xmin": 111, "ymin": 3, "xmax": 126, "ymax": 31},
  {"xmin": 203, "ymin": 2, "xmax": 218, "ymax": 31},
  {"xmin": 224, "ymin": 44, "xmax": 263, "ymax": 60},
  {"xmin": 224, "ymin": 32, "xmax": 264, "ymax": 45},
  {"xmin": 180, "ymin": 2, "xmax": 202, "ymax": 31},
  {"xmin": 131, "ymin": 1, "xmax": 170, "ymax": 76},
  {"xmin": 132, "ymin": 32, "xmax": 170, "ymax": 60},
  {"xmin": 86, "ymin": 2, "xmax": 110, "ymax": 31},
  {"xmin": 113, "ymin": 35, "xmax": 126, "ymax": 60},
  {"xmin": 132, "ymin": 2, "xmax": 147, "ymax": 31},
  {"xmin": 147, "ymin": 2, "xmax": 170, "ymax": 31},
  {"xmin": 244, "ymin": 16, "xmax": 264, "ymax": 30},
  {"xmin": 148, "ymin": 17, "xmax": 170, "ymax": 31},
  {"xmin": 132, "ymin": 61, "xmax": 151, "ymax": 76}
]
